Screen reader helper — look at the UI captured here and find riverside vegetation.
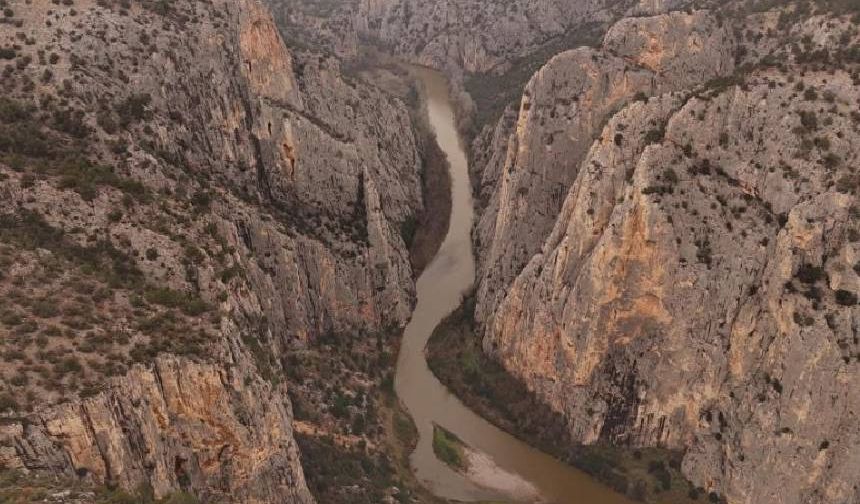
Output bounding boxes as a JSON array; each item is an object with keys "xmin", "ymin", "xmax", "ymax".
[
  {"xmin": 427, "ymin": 294, "xmax": 717, "ymax": 504},
  {"xmin": 431, "ymin": 425, "xmax": 468, "ymax": 472}
]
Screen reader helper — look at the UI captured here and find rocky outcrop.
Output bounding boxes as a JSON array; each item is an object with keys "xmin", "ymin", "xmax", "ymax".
[
  {"xmin": 475, "ymin": 6, "xmax": 860, "ymax": 504},
  {"xmin": 473, "ymin": 10, "xmax": 734, "ymax": 330},
  {"xmin": 1, "ymin": 355, "xmax": 313, "ymax": 504}
]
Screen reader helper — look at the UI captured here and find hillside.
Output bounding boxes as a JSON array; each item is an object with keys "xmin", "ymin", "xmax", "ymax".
[{"xmin": 0, "ymin": 0, "xmax": 430, "ymax": 501}]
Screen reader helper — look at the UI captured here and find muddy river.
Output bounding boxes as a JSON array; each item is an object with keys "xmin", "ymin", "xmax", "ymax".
[{"xmin": 393, "ymin": 66, "xmax": 633, "ymax": 504}]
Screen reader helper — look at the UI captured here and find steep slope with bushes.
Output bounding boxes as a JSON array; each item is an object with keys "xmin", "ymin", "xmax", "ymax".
[
  {"xmin": 471, "ymin": 3, "xmax": 860, "ymax": 503},
  {"xmin": 0, "ymin": 0, "xmax": 427, "ymax": 501}
]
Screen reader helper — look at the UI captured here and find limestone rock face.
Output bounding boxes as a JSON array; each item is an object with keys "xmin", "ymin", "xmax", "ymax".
[
  {"xmin": 266, "ymin": 0, "xmax": 639, "ymax": 73},
  {"xmin": 603, "ymin": 11, "xmax": 734, "ymax": 76},
  {"xmin": 0, "ymin": 0, "xmax": 423, "ymax": 499},
  {"xmin": 4, "ymin": 356, "xmax": 314, "ymax": 504},
  {"xmin": 354, "ymin": 0, "xmax": 620, "ymax": 72},
  {"xmin": 474, "ymin": 7, "xmax": 860, "ymax": 504},
  {"xmin": 473, "ymin": 10, "xmax": 734, "ymax": 331},
  {"xmin": 239, "ymin": 0, "xmax": 302, "ymax": 105}
]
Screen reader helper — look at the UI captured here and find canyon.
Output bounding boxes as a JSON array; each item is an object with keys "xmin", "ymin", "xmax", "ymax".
[{"xmin": 1, "ymin": 0, "xmax": 860, "ymax": 503}]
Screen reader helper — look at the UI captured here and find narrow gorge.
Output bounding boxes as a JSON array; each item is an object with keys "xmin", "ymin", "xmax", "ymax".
[
  {"xmin": 395, "ymin": 66, "xmax": 635, "ymax": 504},
  {"xmin": 1, "ymin": 0, "xmax": 860, "ymax": 503}
]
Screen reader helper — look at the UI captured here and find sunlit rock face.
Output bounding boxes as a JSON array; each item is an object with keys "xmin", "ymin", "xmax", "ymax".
[
  {"xmin": 3, "ymin": 355, "xmax": 315, "ymax": 503},
  {"xmin": 473, "ymin": 10, "xmax": 734, "ymax": 333},
  {"xmin": 473, "ymin": 8, "xmax": 860, "ymax": 504}
]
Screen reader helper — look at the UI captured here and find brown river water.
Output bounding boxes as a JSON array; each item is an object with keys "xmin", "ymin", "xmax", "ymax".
[{"xmin": 394, "ymin": 66, "xmax": 633, "ymax": 504}]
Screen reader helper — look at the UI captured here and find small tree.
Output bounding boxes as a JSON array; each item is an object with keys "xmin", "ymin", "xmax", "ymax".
[{"xmin": 835, "ymin": 289, "xmax": 858, "ymax": 306}]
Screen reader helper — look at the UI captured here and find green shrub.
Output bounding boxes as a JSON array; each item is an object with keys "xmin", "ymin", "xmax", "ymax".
[
  {"xmin": 798, "ymin": 110, "xmax": 818, "ymax": 131},
  {"xmin": 432, "ymin": 424, "xmax": 467, "ymax": 471},
  {"xmin": 399, "ymin": 216, "xmax": 417, "ymax": 245},
  {"xmin": 0, "ymin": 97, "xmax": 30, "ymax": 122},
  {"xmin": 796, "ymin": 263, "xmax": 825, "ymax": 284},
  {"xmin": 241, "ymin": 332, "xmax": 275, "ymax": 383},
  {"xmin": 822, "ymin": 153, "xmax": 840, "ymax": 169},
  {"xmin": 115, "ymin": 93, "xmax": 152, "ymax": 127},
  {"xmin": 183, "ymin": 245, "xmax": 204, "ymax": 263},
  {"xmin": 160, "ymin": 492, "xmax": 199, "ymax": 504},
  {"xmin": 53, "ymin": 108, "xmax": 90, "ymax": 138},
  {"xmin": 56, "ymin": 356, "xmax": 83, "ymax": 375},
  {"xmin": 9, "ymin": 375, "xmax": 27, "ymax": 387},
  {"xmin": 55, "ymin": 158, "xmax": 149, "ymax": 202},
  {"xmin": 0, "ymin": 121, "xmax": 51, "ymax": 158},
  {"xmin": 836, "ymin": 174, "xmax": 858, "ymax": 193},
  {"xmin": 0, "ymin": 310, "xmax": 22, "ymax": 325},
  {"xmin": 663, "ymin": 168, "xmax": 679, "ymax": 184},
  {"xmin": 94, "ymin": 486, "xmax": 199, "ymax": 504},
  {"xmin": 644, "ymin": 127, "xmax": 665, "ymax": 144},
  {"xmin": 393, "ymin": 410, "xmax": 416, "ymax": 446},
  {"xmin": 648, "ymin": 460, "xmax": 672, "ymax": 491},
  {"xmin": 641, "ymin": 185, "xmax": 672, "ymax": 195},
  {"xmin": 143, "ymin": 287, "xmax": 209, "ymax": 316},
  {"xmin": 32, "ymin": 299, "xmax": 59, "ymax": 317},
  {"xmin": 330, "ymin": 393, "xmax": 350, "ymax": 419},
  {"xmin": 0, "ymin": 394, "xmax": 17, "ymax": 412},
  {"xmin": 835, "ymin": 289, "xmax": 857, "ymax": 306}
]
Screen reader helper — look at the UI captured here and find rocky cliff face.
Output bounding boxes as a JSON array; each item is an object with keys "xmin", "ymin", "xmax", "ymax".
[
  {"xmin": 0, "ymin": 0, "xmax": 423, "ymax": 500},
  {"xmin": 1, "ymin": 355, "xmax": 312, "ymax": 504},
  {"xmin": 474, "ymin": 4, "xmax": 860, "ymax": 504},
  {"xmin": 473, "ymin": 10, "xmax": 735, "ymax": 331},
  {"xmin": 267, "ymin": 0, "xmax": 629, "ymax": 73},
  {"xmin": 353, "ymin": 0, "xmax": 627, "ymax": 73}
]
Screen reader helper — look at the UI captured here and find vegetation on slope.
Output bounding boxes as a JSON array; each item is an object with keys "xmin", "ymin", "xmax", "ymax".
[
  {"xmin": 0, "ymin": 471, "xmax": 198, "ymax": 504},
  {"xmin": 426, "ymin": 294, "xmax": 714, "ymax": 503},
  {"xmin": 463, "ymin": 25, "xmax": 606, "ymax": 135},
  {"xmin": 286, "ymin": 323, "xmax": 446, "ymax": 504}
]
